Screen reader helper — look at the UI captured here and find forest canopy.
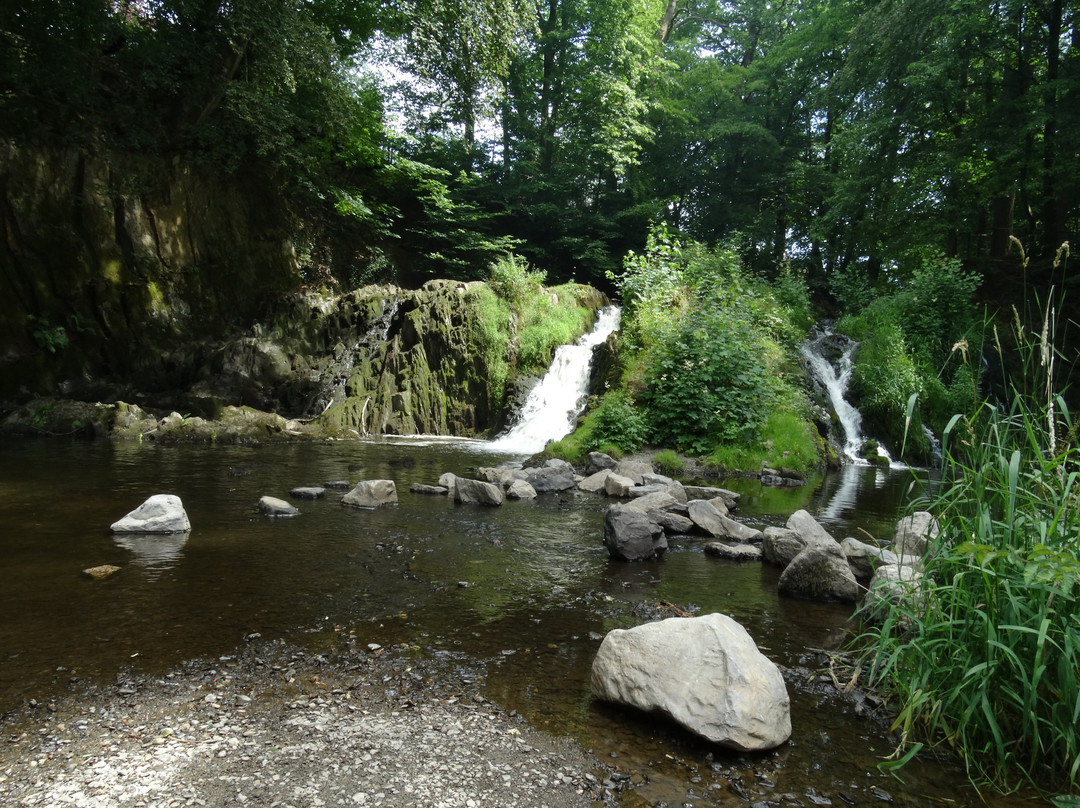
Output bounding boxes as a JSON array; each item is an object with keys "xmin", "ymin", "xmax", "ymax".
[{"xmin": 2, "ymin": 0, "xmax": 1074, "ymax": 299}]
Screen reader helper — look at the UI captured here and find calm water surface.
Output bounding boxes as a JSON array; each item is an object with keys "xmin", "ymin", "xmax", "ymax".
[{"xmin": 1, "ymin": 439, "xmax": 1013, "ymax": 807}]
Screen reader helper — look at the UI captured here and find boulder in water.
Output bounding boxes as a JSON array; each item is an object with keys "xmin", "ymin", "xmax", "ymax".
[
  {"xmin": 290, "ymin": 487, "xmax": 325, "ymax": 500},
  {"xmin": 591, "ymin": 613, "xmax": 790, "ymax": 751},
  {"xmin": 603, "ymin": 506, "xmax": 666, "ymax": 561},
  {"xmin": 259, "ymin": 496, "xmax": 298, "ymax": 516},
  {"xmin": 453, "ymin": 477, "xmax": 505, "ymax": 506},
  {"xmin": 704, "ymin": 542, "xmax": 763, "ymax": 562},
  {"xmin": 524, "ymin": 460, "xmax": 576, "ymax": 493},
  {"xmin": 83, "ymin": 564, "xmax": 122, "ymax": 580},
  {"xmin": 762, "ymin": 527, "xmax": 805, "ymax": 568},
  {"xmin": 578, "ymin": 468, "xmax": 613, "ymax": 493},
  {"xmin": 778, "ymin": 542, "xmax": 860, "ymax": 602},
  {"xmin": 506, "ymin": 479, "xmax": 538, "ymax": 500},
  {"xmin": 342, "ymin": 480, "xmax": 398, "ymax": 508},
  {"xmin": 111, "ymin": 494, "xmax": 191, "ymax": 533},
  {"xmin": 603, "ymin": 473, "xmax": 635, "ymax": 498},
  {"xmin": 894, "ymin": 511, "xmax": 940, "ymax": 557}
]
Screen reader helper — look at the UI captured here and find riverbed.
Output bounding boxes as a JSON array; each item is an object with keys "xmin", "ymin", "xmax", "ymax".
[{"xmin": 0, "ymin": 437, "xmax": 1018, "ymax": 807}]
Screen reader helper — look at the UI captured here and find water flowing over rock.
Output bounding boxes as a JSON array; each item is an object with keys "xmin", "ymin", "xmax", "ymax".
[
  {"xmin": 591, "ymin": 613, "xmax": 791, "ymax": 751},
  {"xmin": 488, "ymin": 307, "xmax": 621, "ymax": 454},
  {"xmin": 110, "ymin": 495, "xmax": 191, "ymax": 534}
]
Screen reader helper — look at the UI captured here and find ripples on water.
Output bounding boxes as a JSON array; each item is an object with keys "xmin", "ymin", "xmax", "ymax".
[{"xmin": 1, "ymin": 438, "xmax": 993, "ymax": 807}]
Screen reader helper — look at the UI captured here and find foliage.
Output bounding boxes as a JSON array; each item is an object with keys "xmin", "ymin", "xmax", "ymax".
[
  {"xmin": 468, "ymin": 284, "xmax": 512, "ymax": 414},
  {"xmin": 652, "ymin": 449, "xmax": 684, "ymax": 476},
  {"xmin": 28, "ymin": 315, "xmax": 68, "ymax": 354},
  {"xmin": 858, "ymin": 299, "xmax": 1080, "ymax": 795},
  {"xmin": 584, "ymin": 391, "xmax": 649, "ymax": 455},
  {"xmin": 488, "ymin": 254, "xmax": 546, "ymax": 307}
]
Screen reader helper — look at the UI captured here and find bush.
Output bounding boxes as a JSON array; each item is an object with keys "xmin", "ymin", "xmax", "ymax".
[{"xmin": 585, "ymin": 391, "xmax": 649, "ymax": 455}]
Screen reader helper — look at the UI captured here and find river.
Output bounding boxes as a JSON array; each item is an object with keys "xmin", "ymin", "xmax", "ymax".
[{"xmin": 0, "ymin": 437, "xmax": 1014, "ymax": 807}]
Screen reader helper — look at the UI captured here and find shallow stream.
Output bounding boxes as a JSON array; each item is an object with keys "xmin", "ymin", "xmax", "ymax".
[{"xmin": 0, "ymin": 439, "xmax": 1015, "ymax": 806}]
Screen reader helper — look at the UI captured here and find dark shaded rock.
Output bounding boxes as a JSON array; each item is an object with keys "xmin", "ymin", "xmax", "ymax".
[
  {"xmin": 704, "ymin": 542, "xmax": 763, "ymax": 562},
  {"xmin": 603, "ymin": 507, "xmax": 667, "ymax": 561},
  {"xmin": 290, "ymin": 487, "xmax": 326, "ymax": 500},
  {"xmin": 762, "ymin": 527, "xmax": 806, "ymax": 568},
  {"xmin": 410, "ymin": 483, "xmax": 448, "ymax": 495},
  {"xmin": 584, "ymin": 451, "xmax": 617, "ymax": 474},
  {"xmin": 778, "ymin": 543, "xmax": 859, "ymax": 602}
]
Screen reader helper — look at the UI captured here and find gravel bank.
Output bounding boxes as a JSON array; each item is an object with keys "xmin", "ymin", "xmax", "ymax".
[{"xmin": 0, "ymin": 641, "xmax": 607, "ymax": 808}]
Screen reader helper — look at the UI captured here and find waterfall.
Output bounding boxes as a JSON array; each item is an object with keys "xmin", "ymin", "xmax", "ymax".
[
  {"xmin": 488, "ymin": 306, "xmax": 621, "ymax": 454},
  {"xmin": 801, "ymin": 327, "xmax": 892, "ymax": 465}
]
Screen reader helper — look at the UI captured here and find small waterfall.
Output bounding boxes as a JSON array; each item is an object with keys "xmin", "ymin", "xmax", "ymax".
[
  {"xmin": 488, "ymin": 306, "xmax": 621, "ymax": 454},
  {"xmin": 801, "ymin": 327, "xmax": 892, "ymax": 465}
]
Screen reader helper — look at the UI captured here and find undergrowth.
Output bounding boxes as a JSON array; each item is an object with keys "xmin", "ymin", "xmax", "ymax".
[{"xmin": 857, "ymin": 269, "xmax": 1080, "ymax": 797}]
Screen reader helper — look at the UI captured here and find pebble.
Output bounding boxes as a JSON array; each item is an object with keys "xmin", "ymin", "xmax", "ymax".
[{"xmin": 0, "ymin": 645, "xmax": 598, "ymax": 808}]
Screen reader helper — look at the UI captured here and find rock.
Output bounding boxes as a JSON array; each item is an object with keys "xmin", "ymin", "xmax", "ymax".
[
  {"xmin": 841, "ymin": 536, "xmax": 898, "ymax": 580},
  {"xmin": 778, "ymin": 543, "xmax": 860, "ymax": 602},
  {"xmin": 704, "ymin": 542, "xmax": 763, "ymax": 562},
  {"xmin": 453, "ymin": 477, "xmax": 505, "ymax": 506},
  {"xmin": 648, "ymin": 509, "xmax": 695, "ymax": 534},
  {"xmin": 410, "ymin": 482, "xmax": 448, "ymax": 495},
  {"xmin": 258, "ymin": 496, "xmax": 299, "ymax": 516},
  {"xmin": 577, "ymin": 468, "xmax": 613, "ymax": 493},
  {"xmin": 524, "ymin": 463, "xmax": 576, "ymax": 493},
  {"xmin": 894, "ymin": 511, "xmax": 940, "ymax": 557},
  {"xmin": 620, "ymin": 491, "xmax": 678, "ymax": 514},
  {"xmin": 687, "ymin": 499, "xmax": 761, "ymax": 541},
  {"xmin": 290, "ymin": 487, "xmax": 325, "ymax": 500},
  {"xmin": 786, "ymin": 509, "xmax": 837, "ymax": 548},
  {"xmin": 342, "ymin": 480, "xmax": 398, "ymax": 508},
  {"xmin": 110, "ymin": 495, "xmax": 191, "ymax": 533},
  {"xmin": 584, "ymin": 451, "xmax": 617, "ymax": 474},
  {"xmin": 83, "ymin": 564, "xmax": 121, "ymax": 580},
  {"xmin": 603, "ymin": 507, "xmax": 667, "ymax": 561},
  {"xmin": 603, "ymin": 473, "xmax": 635, "ymax": 498},
  {"xmin": 438, "ymin": 472, "xmax": 457, "ymax": 496},
  {"xmin": 863, "ymin": 563, "xmax": 925, "ymax": 619},
  {"xmin": 506, "ymin": 479, "xmax": 538, "ymax": 500},
  {"xmin": 683, "ymin": 485, "xmax": 740, "ymax": 511},
  {"xmin": 612, "ymin": 460, "xmax": 652, "ymax": 485},
  {"xmin": 323, "ymin": 480, "xmax": 352, "ymax": 490},
  {"xmin": 762, "ymin": 527, "xmax": 806, "ymax": 568},
  {"xmin": 590, "ymin": 613, "xmax": 791, "ymax": 751}
]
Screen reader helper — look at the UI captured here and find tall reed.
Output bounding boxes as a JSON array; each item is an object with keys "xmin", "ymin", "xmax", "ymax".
[{"xmin": 859, "ymin": 283, "xmax": 1080, "ymax": 796}]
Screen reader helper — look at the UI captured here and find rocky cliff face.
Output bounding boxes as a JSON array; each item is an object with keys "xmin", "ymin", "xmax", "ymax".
[{"xmin": 0, "ymin": 143, "xmax": 296, "ymax": 401}]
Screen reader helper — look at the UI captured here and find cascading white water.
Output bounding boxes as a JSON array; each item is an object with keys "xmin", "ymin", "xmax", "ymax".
[
  {"xmin": 800, "ymin": 328, "xmax": 891, "ymax": 465},
  {"xmin": 488, "ymin": 306, "xmax": 621, "ymax": 454}
]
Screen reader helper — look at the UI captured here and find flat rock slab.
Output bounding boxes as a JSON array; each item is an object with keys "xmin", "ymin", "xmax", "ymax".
[
  {"xmin": 322, "ymin": 480, "xmax": 352, "ymax": 490},
  {"xmin": 591, "ymin": 613, "xmax": 790, "ymax": 751},
  {"xmin": 259, "ymin": 496, "xmax": 298, "ymax": 516},
  {"xmin": 110, "ymin": 494, "xmax": 191, "ymax": 534},
  {"xmin": 410, "ymin": 483, "xmax": 448, "ymax": 495},
  {"xmin": 704, "ymin": 542, "xmax": 763, "ymax": 562}
]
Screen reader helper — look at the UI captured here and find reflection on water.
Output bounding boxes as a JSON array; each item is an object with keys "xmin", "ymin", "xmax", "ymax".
[{"xmin": 0, "ymin": 439, "xmax": 986, "ymax": 807}]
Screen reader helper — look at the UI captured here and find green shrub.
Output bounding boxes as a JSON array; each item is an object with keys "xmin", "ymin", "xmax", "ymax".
[
  {"xmin": 585, "ymin": 391, "xmax": 649, "ymax": 455},
  {"xmin": 652, "ymin": 449, "xmax": 684, "ymax": 476},
  {"xmin": 468, "ymin": 285, "xmax": 512, "ymax": 413},
  {"xmin": 488, "ymin": 254, "xmax": 546, "ymax": 306}
]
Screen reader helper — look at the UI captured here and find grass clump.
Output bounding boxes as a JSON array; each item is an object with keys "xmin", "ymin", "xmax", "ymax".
[{"xmin": 858, "ymin": 292, "xmax": 1080, "ymax": 796}]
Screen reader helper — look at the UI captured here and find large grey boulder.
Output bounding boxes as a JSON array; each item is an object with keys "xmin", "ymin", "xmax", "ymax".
[
  {"xmin": 505, "ymin": 479, "xmax": 537, "ymax": 500},
  {"xmin": 524, "ymin": 461, "xmax": 576, "ymax": 493},
  {"xmin": 863, "ymin": 563, "xmax": 925, "ymax": 619},
  {"xmin": 620, "ymin": 490, "xmax": 678, "ymax": 514},
  {"xmin": 688, "ymin": 500, "xmax": 761, "ymax": 541},
  {"xmin": 453, "ymin": 477, "xmax": 505, "ymax": 506},
  {"xmin": 762, "ymin": 527, "xmax": 805, "ymax": 568},
  {"xmin": 603, "ymin": 507, "xmax": 667, "ymax": 561},
  {"xmin": 591, "ymin": 613, "xmax": 790, "ymax": 751},
  {"xmin": 786, "ymin": 509, "xmax": 837, "ymax": 547},
  {"xmin": 584, "ymin": 451, "xmax": 618, "ymax": 474},
  {"xmin": 578, "ymin": 468, "xmax": 613, "ymax": 494},
  {"xmin": 612, "ymin": 459, "xmax": 653, "ymax": 485},
  {"xmin": 778, "ymin": 542, "xmax": 860, "ymax": 602},
  {"xmin": 894, "ymin": 511, "xmax": 940, "ymax": 557},
  {"xmin": 110, "ymin": 494, "xmax": 191, "ymax": 533},
  {"xmin": 342, "ymin": 480, "xmax": 398, "ymax": 508},
  {"xmin": 604, "ymin": 473, "xmax": 635, "ymax": 498}
]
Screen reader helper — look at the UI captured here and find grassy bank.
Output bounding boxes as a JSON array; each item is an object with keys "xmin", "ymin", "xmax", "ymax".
[{"xmin": 857, "ymin": 298, "xmax": 1080, "ymax": 798}]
